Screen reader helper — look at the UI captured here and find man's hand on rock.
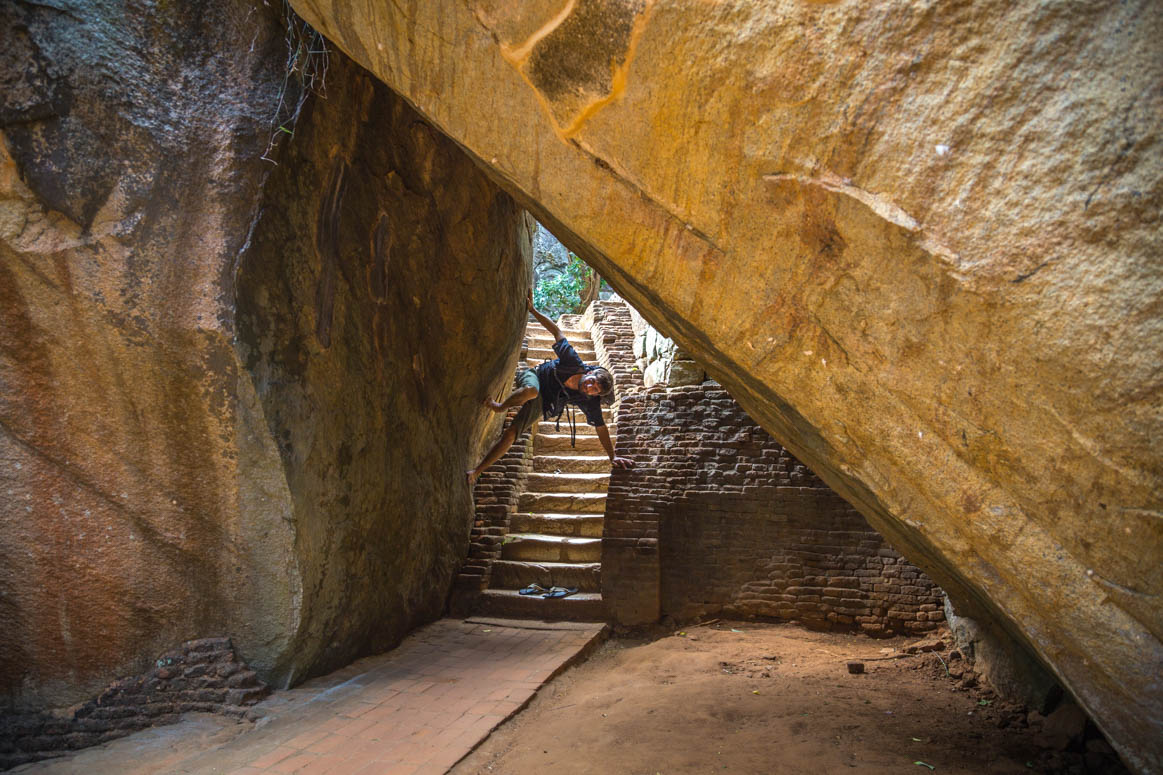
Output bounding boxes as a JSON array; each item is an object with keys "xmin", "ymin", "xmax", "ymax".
[
  {"xmin": 611, "ymin": 456, "xmax": 635, "ymax": 470},
  {"xmin": 484, "ymin": 398, "xmax": 504, "ymax": 412}
]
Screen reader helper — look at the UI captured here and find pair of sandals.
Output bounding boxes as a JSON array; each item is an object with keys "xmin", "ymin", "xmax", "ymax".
[{"xmin": 519, "ymin": 583, "xmax": 578, "ymax": 599}]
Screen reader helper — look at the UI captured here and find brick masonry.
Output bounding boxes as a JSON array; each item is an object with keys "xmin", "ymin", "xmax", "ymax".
[
  {"xmin": 578, "ymin": 300, "xmax": 644, "ymax": 409},
  {"xmin": 453, "ymin": 335, "xmax": 539, "ymax": 614},
  {"xmin": 456, "ymin": 428, "xmax": 534, "ymax": 599},
  {"xmin": 0, "ymin": 637, "xmax": 268, "ymax": 771},
  {"xmin": 603, "ymin": 383, "xmax": 945, "ymax": 634}
]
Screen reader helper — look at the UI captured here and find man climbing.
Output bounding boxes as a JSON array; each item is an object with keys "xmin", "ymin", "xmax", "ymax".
[{"xmin": 467, "ymin": 291, "xmax": 635, "ymax": 486}]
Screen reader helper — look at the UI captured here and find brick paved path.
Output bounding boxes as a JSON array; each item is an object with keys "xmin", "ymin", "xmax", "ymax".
[{"xmin": 17, "ymin": 619, "xmax": 606, "ymax": 775}]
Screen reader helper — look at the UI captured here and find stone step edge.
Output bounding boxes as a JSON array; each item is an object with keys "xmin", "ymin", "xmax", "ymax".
[
  {"xmin": 532, "ymin": 430, "xmax": 614, "ymax": 437},
  {"xmin": 512, "ymin": 512, "xmax": 606, "ymax": 521},
  {"xmin": 463, "ymin": 616, "xmax": 607, "ymax": 632},
  {"xmin": 518, "ymin": 488, "xmax": 609, "ymax": 495},
  {"xmin": 471, "ymin": 590, "xmax": 607, "ymax": 624},
  {"xmin": 476, "ymin": 589, "xmax": 603, "ymax": 604},
  {"xmin": 523, "ymin": 485, "xmax": 611, "ymax": 495},
  {"xmin": 524, "ymin": 351, "xmax": 597, "ymax": 359},
  {"xmin": 492, "ymin": 559, "xmax": 601, "ymax": 569},
  {"xmin": 533, "ymin": 428, "xmax": 616, "ymax": 437},
  {"xmin": 474, "ymin": 588, "xmax": 600, "ymax": 600},
  {"xmin": 505, "ymin": 533, "xmax": 602, "ymax": 544},
  {"xmin": 526, "ymin": 330, "xmax": 590, "ymax": 338},
  {"xmin": 525, "ymin": 473, "xmax": 610, "ymax": 481}
]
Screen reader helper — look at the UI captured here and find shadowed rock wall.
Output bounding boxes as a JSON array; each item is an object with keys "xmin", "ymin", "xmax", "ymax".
[
  {"xmin": 233, "ymin": 51, "xmax": 534, "ymax": 683},
  {"xmin": 0, "ymin": 0, "xmax": 528, "ymax": 712},
  {"xmin": 286, "ymin": 2, "xmax": 1162, "ymax": 770}
]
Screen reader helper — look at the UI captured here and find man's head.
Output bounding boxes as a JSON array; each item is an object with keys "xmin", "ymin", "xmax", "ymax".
[{"xmin": 579, "ymin": 368, "xmax": 614, "ymax": 398}]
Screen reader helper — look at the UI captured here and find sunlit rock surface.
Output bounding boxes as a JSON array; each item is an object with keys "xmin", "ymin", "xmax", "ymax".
[
  {"xmin": 290, "ymin": 1, "xmax": 1162, "ymax": 769},
  {"xmin": 0, "ymin": 0, "xmax": 528, "ymax": 710}
]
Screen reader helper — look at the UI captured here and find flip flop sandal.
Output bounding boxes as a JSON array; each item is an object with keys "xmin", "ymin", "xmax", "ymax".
[
  {"xmin": 541, "ymin": 586, "xmax": 579, "ymax": 599},
  {"xmin": 519, "ymin": 584, "xmax": 548, "ymax": 596}
]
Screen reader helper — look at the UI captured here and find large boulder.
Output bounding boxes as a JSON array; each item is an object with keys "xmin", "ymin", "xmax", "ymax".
[
  {"xmin": 0, "ymin": 0, "xmax": 529, "ymax": 711},
  {"xmin": 288, "ymin": 1, "xmax": 1162, "ymax": 770}
]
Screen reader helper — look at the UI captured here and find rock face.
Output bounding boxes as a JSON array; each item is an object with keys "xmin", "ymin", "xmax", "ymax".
[
  {"xmin": 629, "ymin": 306, "xmax": 706, "ymax": 388},
  {"xmin": 287, "ymin": 1, "xmax": 1162, "ymax": 770},
  {"xmin": 233, "ymin": 51, "xmax": 533, "ymax": 684},
  {"xmin": 0, "ymin": 0, "xmax": 528, "ymax": 711}
]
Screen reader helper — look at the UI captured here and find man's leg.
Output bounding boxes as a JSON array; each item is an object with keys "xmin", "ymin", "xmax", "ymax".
[
  {"xmin": 467, "ymin": 424, "xmax": 519, "ymax": 487},
  {"xmin": 486, "ymin": 386, "xmax": 537, "ymax": 412},
  {"xmin": 467, "ymin": 369, "xmax": 541, "ymax": 487}
]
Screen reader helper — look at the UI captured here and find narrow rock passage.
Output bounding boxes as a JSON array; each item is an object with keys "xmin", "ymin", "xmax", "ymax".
[
  {"xmin": 473, "ymin": 322, "xmax": 612, "ymax": 622},
  {"xmin": 13, "ymin": 619, "xmax": 605, "ymax": 775}
]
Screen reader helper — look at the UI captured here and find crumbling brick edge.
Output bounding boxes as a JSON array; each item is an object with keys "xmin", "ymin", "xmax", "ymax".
[
  {"xmin": 0, "ymin": 636, "xmax": 268, "ymax": 771},
  {"xmin": 451, "ymin": 326, "xmax": 539, "ymax": 616}
]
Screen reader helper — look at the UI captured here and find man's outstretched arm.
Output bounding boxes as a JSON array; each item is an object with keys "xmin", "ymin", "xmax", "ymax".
[
  {"xmin": 595, "ymin": 425, "xmax": 635, "ymax": 470},
  {"xmin": 527, "ymin": 290, "xmax": 563, "ymax": 342}
]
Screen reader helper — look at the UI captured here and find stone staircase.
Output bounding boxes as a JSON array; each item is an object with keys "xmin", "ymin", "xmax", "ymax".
[{"xmin": 472, "ymin": 322, "xmax": 611, "ymax": 622}]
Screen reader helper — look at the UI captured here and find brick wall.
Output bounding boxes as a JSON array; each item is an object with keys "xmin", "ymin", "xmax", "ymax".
[
  {"xmin": 580, "ymin": 300, "xmax": 643, "ymax": 408},
  {"xmin": 452, "ymin": 337, "xmax": 538, "ymax": 614},
  {"xmin": 455, "ymin": 426, "xmax": 534, "ymax": 603},
  {"xmin": 604, "ymin": 384, "xmax": 945, "ymax": 634},
  {"xmin": 0, "ymin": 637, "xmax": 267, "ymax": 770}
]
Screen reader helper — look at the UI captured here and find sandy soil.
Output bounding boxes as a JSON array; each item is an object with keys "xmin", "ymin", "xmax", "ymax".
[{"xmin": 451, "ymin": 621, "xmax": 1123, "ymax": 775}]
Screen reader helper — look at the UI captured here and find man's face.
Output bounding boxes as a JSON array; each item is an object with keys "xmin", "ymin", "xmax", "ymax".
[{"xmin": 579, "ymin": 374, "xmax": 602, "ymax": 396}]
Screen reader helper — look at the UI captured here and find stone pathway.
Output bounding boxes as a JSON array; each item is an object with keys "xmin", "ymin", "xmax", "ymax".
[{"xmin": 15, "ymin": 619, "xmax": 606, "ymax": 775}]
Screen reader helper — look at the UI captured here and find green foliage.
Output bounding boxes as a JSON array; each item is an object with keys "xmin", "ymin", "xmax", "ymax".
[{"xmin": 534, "ymin": 253, "xmax": 595, "ymax": 319}]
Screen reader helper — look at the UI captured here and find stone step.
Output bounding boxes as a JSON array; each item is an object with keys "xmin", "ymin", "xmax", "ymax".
[
  {"xmin": 527, "ymin": 324, "xmax": 588, "ymax": 334},
  {"xmin": 524, "ymin": 472, "xmax": 609, "ymax": 494},
  {"xmin": 501, "ymin": 534, "xmax": 602, "ymax": 562},
  {"xmin": 534, "ymin": 421, "xmax": 614, "ymax": 437},
  {"xmin": 537, "ymin": 406, "xmax": 615, "ymax": 419},
  {"xmin": 534, "ymin": 433, "xmax": 606, "ymax": 454},
  {"xmin": 526, "ymin": 338, "xmax": 595, "ymax": 349},
  {"xmin": 526, "ymin": 347, "xmax": 597, "ymax": 361},
  {"xmin": 526, "ymin": 331, "xmax": 589, "ymax": 344},
  {"xmin": 489, "ymin": 560, "xmax": 601, "ymax": 592},
  {"xmin": 472, "ymin": 589, "xmax": 605, "ymax": 622},
  {"xmin": 534, "ymin": 455, "xmax": 612, "ymax": 474},
  {"xmin": 518, "ymin": 492, "xmax": 607, "ymax": 514},
  {"xmin": 510, "ymin": 512, "xmax": 604, "ymax": 537}
]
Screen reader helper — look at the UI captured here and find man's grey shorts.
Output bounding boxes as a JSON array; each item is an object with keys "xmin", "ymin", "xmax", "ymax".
[{"xmin": 510, "ymin": 368, "xmax": 542, "ymax": 437}]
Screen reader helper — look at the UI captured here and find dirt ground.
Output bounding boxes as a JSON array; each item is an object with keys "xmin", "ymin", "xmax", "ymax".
[{"xmin": 451, "ymin": 621, "xmax": 1126, "ymax": 775}]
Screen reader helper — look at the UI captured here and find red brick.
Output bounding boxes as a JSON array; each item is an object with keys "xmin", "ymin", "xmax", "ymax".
[{"xmin": 247, "ymin": 745, "xmax": 298, "ymax": 768}]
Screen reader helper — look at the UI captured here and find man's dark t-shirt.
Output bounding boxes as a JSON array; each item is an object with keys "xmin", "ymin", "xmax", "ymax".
[{"xmin": 535, "ymin": 338, "xmax": 605, "ymax": 427}]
